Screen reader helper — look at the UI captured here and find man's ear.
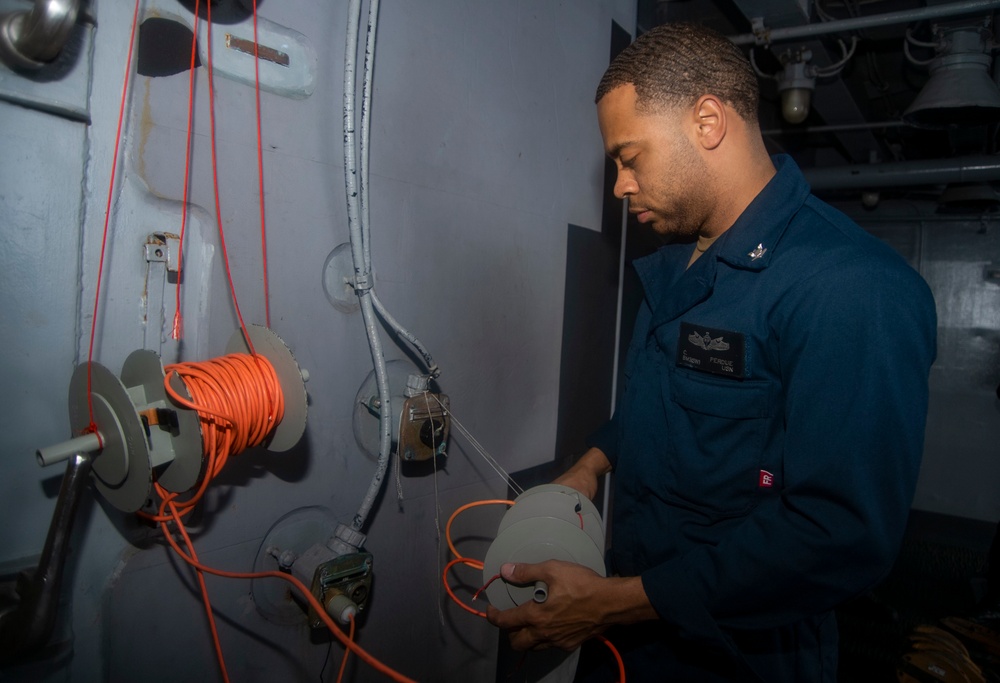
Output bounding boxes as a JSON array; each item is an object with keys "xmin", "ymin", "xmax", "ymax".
[{"xmin": 692, "ymin": 95, "xmax": 726, "ymax": 151}]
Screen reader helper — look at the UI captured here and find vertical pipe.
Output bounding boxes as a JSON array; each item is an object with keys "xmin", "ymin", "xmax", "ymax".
[{"xmin": 0, "ymin": 453, "xmax": 93, "ymax": 659}]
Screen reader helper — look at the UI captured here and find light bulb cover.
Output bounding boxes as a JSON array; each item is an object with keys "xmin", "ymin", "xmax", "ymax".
[
  {"xmin": 776, "ymin": 58, "xmax": 816, "ymax": 125},
  {"xmin": 780, "ymin": 87, "xmax": 812, "ymax": 124}
]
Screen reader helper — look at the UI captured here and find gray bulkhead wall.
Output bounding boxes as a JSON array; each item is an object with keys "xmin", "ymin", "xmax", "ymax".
[
  {"xmin": 0, "ymin": 0, "xmax": 635, "ymax": 681},
  {"xmin": 861, "ymin": 214, "xmax": 1000, "ymax": 525}
]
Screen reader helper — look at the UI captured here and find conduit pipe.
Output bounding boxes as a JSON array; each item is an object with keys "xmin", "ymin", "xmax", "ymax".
[
  {"xmin": 343, "ymin": 0, "xmax": 392, "ymax": 534},
  {"xmin": 803, "ymin": 155, "xmax": 1000, "ymax": 190},
  {"xmin": 729, "ymin": 0, "xmax": 1000, "ymax": 46},
  {"xmin": 762, "ymin": 120, "xmax": 909, "ymax": 136}
]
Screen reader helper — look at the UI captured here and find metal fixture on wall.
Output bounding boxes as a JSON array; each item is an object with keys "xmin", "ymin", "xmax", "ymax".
[
  {"xmin": 353, "ymin": 359, "xmax": 450, "ymax": 464},
  {"xmin": 903, "ymin": 23, "xmax": 1000, "ymax": 127},
  {"xmin": 0, "ymin": 0, "xmax": 79, "ymax": 70},
  {"xmin": 776, "ymin": 49, "xmax": 815, "ymax": 124}
]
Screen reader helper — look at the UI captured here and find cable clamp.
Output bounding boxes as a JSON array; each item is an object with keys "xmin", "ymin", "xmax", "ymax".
[
  {"xmin": 351, "ymin": 272, "xmax": 373, "ymax": 293},
  {"xmin": 328, "ymin": 523, "xmax": 367, "ymax": 556}
]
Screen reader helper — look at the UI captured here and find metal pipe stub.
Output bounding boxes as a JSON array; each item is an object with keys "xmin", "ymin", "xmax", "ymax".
[
  {"xmin": 56, "ymin": 350, "xmax": 205, "ymax": 512},
  {"xmin": 65, "ymin": 361, "xmax": 153, "ymax": 512}
]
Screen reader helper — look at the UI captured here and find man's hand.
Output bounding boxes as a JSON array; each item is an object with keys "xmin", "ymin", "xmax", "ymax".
[
  {"xmin": 485, "ymin": 560, "xmax": 609, "ymax": 651},
  {"xmin": 553, "ymin": 448, "xmax": 612, "ymax": 501},
  {"xmin": 485, "ymin": 560, "xmax": 658, "ymax": 651}
]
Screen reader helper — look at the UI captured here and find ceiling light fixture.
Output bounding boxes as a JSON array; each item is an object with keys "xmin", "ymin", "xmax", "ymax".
[
  {"xmin": 903, "ymin": 22, "xmax": 1000, "ymax": 127},
  {"xmin": 777, "ymin": 49, "xmax": 816, "ymax": 124},
  {"xmin": 752, "ymin": 38, "xmax": 858, "ymax": 126}
]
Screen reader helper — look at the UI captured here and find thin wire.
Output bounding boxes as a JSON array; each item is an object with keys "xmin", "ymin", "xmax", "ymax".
[
  {"xmin": 172, "ymin": 0, "xmax": 201, "ymax": 341},
  {"xmin": 251, "ymin": 0, "xmax": 271, "ymax": 327},
  {"xmin": 87, "ymin": 0, "xmax": 142, "ymax": 432},
  {"xmin": 430, "ymin": 395, "xmax": 524, "ymax": 496},
  {"xmin": 424, "ymin": 391, "xmax": 446, "ymax": 627},
  {"xmin": 394, "ymin": 437, "xmax": 404, "ymax": 503},
  {"xmin": 205, "ymin": 0, "xmax": 256, "ymax": 355},
  {"xmin": 319, "ymin": 639, "xmax": 333, "ymax": 682},
  {"xmin": 473, "ymin": 573, "xmax": 502, "ymax": 602}
]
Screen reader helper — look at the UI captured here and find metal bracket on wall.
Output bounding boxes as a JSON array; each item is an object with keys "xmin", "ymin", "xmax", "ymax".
[{"xmin": 143, "ymin": 232, "xmax": 180, "ymax": 272}]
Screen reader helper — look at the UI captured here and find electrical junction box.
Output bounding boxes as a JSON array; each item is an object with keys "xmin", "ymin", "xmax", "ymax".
[{"xmin": 353, "ymin": 359, "xmax": 449, "ymax": 463}]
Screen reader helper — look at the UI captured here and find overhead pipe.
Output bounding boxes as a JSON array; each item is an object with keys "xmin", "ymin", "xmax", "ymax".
[
  {"xmin": 762, "ymin": 120, "xmax": 909, "ymax": 136},
  {"xmin": 729, "ymin": 0, "xmax": 1000, "ymax": 45},
  {"xmin": 803, "ymin": 155, "xmax": 1000, "ymax": 190},
  {"xmin": 0, "ymin": 0, "xmax": 79, "ymax": 69}
]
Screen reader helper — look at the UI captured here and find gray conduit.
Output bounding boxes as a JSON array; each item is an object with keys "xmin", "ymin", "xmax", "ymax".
[
  {"xmin": 803, "ymin": 155, "xmax": 1000, "ymax": 190},
  {"xmin": 343, "ymin": 0, "xmax": 392, "ymax": 533},
  {"xmin": 729, "ymin": 0, "xmax": 1000, "ymax": 46}
]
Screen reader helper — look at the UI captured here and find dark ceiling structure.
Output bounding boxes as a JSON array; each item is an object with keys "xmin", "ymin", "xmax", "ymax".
[{"xmin": 637, "ymin": 0, "xmax": 1000, "ymax": 210}]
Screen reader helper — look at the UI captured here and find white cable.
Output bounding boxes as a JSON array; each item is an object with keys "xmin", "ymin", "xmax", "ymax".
[
  {"xmin": 344, "ymin": 0, "xmax": 392, "ymax": 533},
  {"xmin": 430, "ymin": 395, "xmax": 524, "ymax": 496},
  {"xmin": 370, "ymin": 290, "xmax": 439, "ymax": 377},
  {"xmin": 814, "ymin": 37, "xmax": 859, "ymax": 77},
  {"xmin": 903, "ymin": 29, "xmax": 939, "ymax": 66},
  {"xmin": 423, "ymin": 392, "xmax": 447, "ymax": 628},
  {"xmin": 749, "ymin": 48, "xmax": 779, "ymax": 80}
]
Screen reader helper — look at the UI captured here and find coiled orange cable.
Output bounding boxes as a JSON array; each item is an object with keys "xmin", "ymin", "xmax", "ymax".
[{"xmin": 138, "ymin": 352, "xmax": 283, "ymax": 524}]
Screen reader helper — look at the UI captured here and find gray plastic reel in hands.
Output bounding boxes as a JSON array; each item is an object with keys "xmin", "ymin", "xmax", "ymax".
[{"xmin": 482, "ymin": 484, "xmax": 606, "ymax": 610}]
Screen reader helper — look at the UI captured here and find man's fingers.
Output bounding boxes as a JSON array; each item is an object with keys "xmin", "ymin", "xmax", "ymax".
[
  {"xmin": 500, "ymin": 561, "xmax": 549, "ymax": 584},
  {"xmin": 486, "ymin": 603, "xmax": 530, "ymax": 630}
]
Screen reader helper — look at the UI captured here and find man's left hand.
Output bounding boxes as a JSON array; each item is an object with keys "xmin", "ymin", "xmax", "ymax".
[{"xmin": 485, "ymin": 560, "xmax": 610, "ymax": 651}]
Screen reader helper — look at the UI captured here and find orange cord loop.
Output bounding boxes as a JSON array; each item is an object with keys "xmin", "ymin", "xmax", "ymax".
[{"xmin": 442, "ymin": 499, "xmax": 627, "ymax": 682}]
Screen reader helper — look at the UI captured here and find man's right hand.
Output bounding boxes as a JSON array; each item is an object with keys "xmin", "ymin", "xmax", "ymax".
[{"xmin": 552, "ymin": 447, "xmax": 612, "ymax": 501}]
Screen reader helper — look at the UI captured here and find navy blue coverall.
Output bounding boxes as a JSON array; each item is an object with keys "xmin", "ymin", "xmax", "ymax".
[{"xmin": 583, "ymin": 155, "xmax": 937, "ymax": 682}]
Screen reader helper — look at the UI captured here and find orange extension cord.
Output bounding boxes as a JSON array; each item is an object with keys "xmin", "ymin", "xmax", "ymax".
[{"xmin": 442, "ymin": 500, "xmax": 627, "ymax": 682}]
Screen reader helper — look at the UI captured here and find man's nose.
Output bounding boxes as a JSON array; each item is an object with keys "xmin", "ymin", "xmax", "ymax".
[{"xmin": 614, "ymin": 172, "xmax": 636, "ymax": 199}]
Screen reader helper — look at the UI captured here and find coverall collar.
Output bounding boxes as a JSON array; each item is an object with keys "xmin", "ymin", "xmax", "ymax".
[{"xmin": 635, "ymin": 154, "xmax": 810, "ymax": 327}]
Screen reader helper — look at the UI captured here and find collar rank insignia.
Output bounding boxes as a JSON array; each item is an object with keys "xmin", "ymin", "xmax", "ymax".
[{"xmin": 748, "ymin": 243, "xmax": 767, "ymax": 260}]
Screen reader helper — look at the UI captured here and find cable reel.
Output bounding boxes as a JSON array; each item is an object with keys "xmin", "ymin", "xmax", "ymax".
[
  {"xmin": 35, "ymin": 325, "xmax": 308, "ymax": 512},
  {"xmin": 481, "ymin": 485, "xmax": 607, "ymax": 682},
  {"xmin": 483, "ymin": 484, "xmax": 606, "ymax": 608}
]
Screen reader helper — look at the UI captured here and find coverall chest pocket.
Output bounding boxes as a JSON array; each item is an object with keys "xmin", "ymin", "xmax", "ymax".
[{"xmin": 664, "ymin": 368, "xmax": 776, "ymax": 520}]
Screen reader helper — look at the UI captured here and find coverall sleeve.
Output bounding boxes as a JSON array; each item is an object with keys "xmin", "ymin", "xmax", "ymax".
[{"xmin": 639, "ymin": 255, "xmax": 937, "ymax": 642}]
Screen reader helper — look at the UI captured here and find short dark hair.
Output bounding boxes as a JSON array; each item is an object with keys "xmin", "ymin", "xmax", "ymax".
[{"xmin": 595, "ymin": 22, "xmax": 759, "ymax": 123}]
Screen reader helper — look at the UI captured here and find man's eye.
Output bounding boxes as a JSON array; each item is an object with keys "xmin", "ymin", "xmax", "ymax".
[{"xmin": 621, "ymin": 156, "xmax": 637, "ymax": 168}]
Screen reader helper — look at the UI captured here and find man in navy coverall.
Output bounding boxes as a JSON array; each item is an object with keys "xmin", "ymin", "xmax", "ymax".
[{"xmin": 487, "ymin": 22, "xmax": 937, "ymax": 682}]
